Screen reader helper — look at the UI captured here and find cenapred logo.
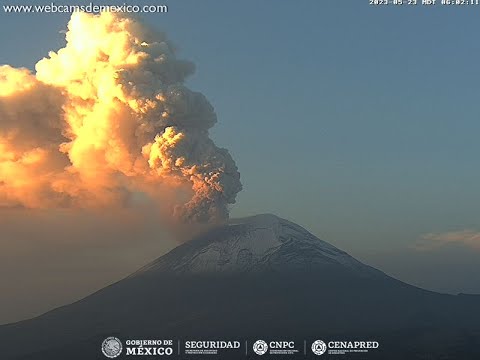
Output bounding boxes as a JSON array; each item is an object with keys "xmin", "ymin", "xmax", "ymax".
[
  {"xmin": 311, "ymin": 340, "xmax": 327, "ymax": 356},
  {"xmin": 102, "ymin": 337, "xmax": 123, "ymax": 358},
  {"xmin": 253, "ymin": 340, "xmax": 268, "ymax": 355}
]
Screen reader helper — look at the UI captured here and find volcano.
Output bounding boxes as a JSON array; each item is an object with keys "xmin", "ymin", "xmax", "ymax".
[{"xmin": 1, "ymin": 214, "xmax": 480, "ymax": 359}]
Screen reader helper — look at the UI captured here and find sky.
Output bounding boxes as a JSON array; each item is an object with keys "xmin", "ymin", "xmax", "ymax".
[{"xmin": 1, "ymin": 0, "xmax": 480, "ymax": 323}]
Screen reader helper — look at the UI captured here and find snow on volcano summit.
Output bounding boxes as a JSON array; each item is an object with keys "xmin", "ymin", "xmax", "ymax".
[{"xmin": 134, "ymin": 214, "xmax": 385, "ymax": 277}]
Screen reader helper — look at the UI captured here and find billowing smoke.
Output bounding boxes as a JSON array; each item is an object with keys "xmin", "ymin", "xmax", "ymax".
[{"xmin": 0, "ymin": 12, "xmax": 242, "ymax": 224}]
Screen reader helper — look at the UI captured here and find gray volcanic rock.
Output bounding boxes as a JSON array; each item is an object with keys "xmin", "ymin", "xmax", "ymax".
[
  {"xmin": 133, "ymin": 214, "xmax": 384, "ymax": 276},
  {"xmin": 1, "ymin": 214, "xmax": 479, "ymax": 360}
]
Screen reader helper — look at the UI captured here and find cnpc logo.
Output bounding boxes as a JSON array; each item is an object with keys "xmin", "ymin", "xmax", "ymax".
[
  {"xmin": 253, "ymin": 340, "xmax": 297, "ymax": 355},
  {"xmin": 253, "ymin": 340, "xmax": 268, "ymax": 355}
]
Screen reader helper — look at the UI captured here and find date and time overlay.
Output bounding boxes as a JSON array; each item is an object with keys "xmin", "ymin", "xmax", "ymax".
[{"xmin": 370, "ymin": 0, "xmax": 480, "ymax": 6}]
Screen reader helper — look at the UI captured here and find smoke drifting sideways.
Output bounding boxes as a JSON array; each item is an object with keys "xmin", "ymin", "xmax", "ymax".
[{"xmin": 0, "ymin": 12, "xmax": 242, "ymax": 227}]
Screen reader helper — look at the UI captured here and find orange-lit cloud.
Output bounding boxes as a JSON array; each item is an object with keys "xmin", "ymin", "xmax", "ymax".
[
  {"xmin": 0, "ymin": 12, "xmax": 242, "ymax": 223},
  {"xmin": 417, "ymin": 230, "xmax": 480, "ymax": 251}
]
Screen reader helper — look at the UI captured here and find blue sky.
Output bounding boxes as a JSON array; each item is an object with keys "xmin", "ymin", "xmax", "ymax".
[{"xmin": 1, "ymin": 0, "xmax": 479, "ymax": 293}]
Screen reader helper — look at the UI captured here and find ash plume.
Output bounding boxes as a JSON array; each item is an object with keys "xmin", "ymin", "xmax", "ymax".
[{"xmin": 0, "ymin": 12, "xmax": 242, "ymax": 224}]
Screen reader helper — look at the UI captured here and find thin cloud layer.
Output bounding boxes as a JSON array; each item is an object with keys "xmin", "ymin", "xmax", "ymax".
[{"xmin": 417, "ymin": 230, "xmax": 480, "ymax": 251}]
